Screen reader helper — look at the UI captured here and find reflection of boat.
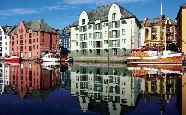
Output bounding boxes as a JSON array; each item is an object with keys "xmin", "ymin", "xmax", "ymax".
[
  {"xmin": 41, "ymin": 62, "xmax": 60, "ymax": 70},
  {"xmin": 60, "ymin": 55, "xmax": 73, "ymax": 62},
  {"xmin": 42, "ymin": 53, "xmax": 60, "ymax": 62},
  {"xmin": 127, "ymin": 48, "xmax": 183, "ymax": 64},
  {"xmin": 4, "ymin": 56, "xmax": 20, "ymax": 63},
  {"xmin": 128, "ymin": 65, "xmax": 182, "ymax": 78}
]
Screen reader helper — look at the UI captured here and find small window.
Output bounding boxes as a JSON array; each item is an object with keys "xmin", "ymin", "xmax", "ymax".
[
  {"xmin": 29, "ymin": 33, "xmax": 32, "ymax": 38},
  {"xmin": 82, "ymin": 19, "xmax": 85, "ymax": 25},
  {"xmin": 122, "ymin": 29, "xmax": 125, "ymax": 35},
  {"xmin": 112, "ymin": 13, "xmax": 116, "ymax": 20}
]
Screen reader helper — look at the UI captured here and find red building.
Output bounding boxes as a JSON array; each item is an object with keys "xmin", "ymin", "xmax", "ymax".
[{"xmin": 9, "ymin": 19, "xmax": 59, "ymax": 59}]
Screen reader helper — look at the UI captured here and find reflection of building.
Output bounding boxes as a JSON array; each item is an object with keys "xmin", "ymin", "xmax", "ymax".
[
  {"xmin": 71, "ymin": 3, "xmax": 141, "ymax": 59},
  {"xmin": 144, "ymin": 73, "xmax": 180, "ymax": 103},
  {"xmin": 0, "ymin": 63, "xmax": 10, "ymax": 94},
  {"xmin": 8, "ymin": 63, "xmax": 60, "ymax": 98},
  {"xmin": 70, "ymin": 64, "xmax": 144, "ymax": 114},
  {"xmin": 176, "ymin": 4, "xmax": 186, "ymax": 54}
]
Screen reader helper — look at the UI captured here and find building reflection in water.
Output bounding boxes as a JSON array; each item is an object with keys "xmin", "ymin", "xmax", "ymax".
[
  {"xmin": 0, "ymin": 62, "xmax": 184, "ymax": 115},
  {"xmin": 1, "ymin": 62, "xmax": 60, "ymax": 99},
  {"xmin": 70, "ymin": 63, "xmax": 182, "ymax": 115}
]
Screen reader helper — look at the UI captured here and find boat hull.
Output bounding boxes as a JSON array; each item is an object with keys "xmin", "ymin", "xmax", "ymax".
[{"xmin": 127, "ymin": 56, "xmax": 182, "ymax": 64}]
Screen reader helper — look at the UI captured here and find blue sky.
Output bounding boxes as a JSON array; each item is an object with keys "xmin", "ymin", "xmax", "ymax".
[{"xmin": 0, "ymin": 0, "xmax": 185, "ymax": 29}]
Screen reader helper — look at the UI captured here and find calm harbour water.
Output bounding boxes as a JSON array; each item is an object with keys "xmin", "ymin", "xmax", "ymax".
[{"xmin": 0, "ymin": 62, "xmax": 183, "ymax": 115}]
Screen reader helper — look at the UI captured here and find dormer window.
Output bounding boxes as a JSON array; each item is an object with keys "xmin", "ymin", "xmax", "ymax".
[
  {"xmin": 112, "ymin": 13, "xmax": 116, "ymax": 20},
  {"xmin": 82, "ymin": 19, "xmax": 85, "ymax": 25}
]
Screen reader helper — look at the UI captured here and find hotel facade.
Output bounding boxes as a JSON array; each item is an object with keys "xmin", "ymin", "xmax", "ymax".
[{"xmin": 70, "ymin": 4, "xmax": 141, "ymax": 60}]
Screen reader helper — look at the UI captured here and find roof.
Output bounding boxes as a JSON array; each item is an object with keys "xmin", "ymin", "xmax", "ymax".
[
  {"xmin": 1, "ymin": 25, "xmax": 13, "ymax": 34},
  {"xmin": 72, "ymin": 3, "xmax": 136, "ymax": 26},
  {"xmin": 144, "ymin": 16, "xmax": 177, "ymax": 27},
  {"xmin": 23, "ymin": 19, "xmax": 58, "ymax": 33}
]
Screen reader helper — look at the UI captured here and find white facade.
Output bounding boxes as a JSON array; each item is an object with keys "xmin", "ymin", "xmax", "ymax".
[
  {"xmin": 0, "ymin": 26, "xmax": 11, "ymax": 57},
  {"xmin": 71, "ymin": 4, "xmax": 141, "ymax": 57}
]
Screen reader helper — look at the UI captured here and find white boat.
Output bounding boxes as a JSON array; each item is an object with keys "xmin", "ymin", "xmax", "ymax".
[
  {"xmin": 42, "ymin": 53, "xmax": 60, "ymax": 62},
  {"xmin": 41, "ymin": 62, "xmax": 60, "ymax": 70}
]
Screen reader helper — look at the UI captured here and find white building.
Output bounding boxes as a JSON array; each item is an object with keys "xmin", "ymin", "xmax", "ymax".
[
  {"xmin": 0, "ymin": 26, "xmax": 13, "ymax": 57},
  {"xmin": 71, "ymin": 3, "xmax": 141, "ymax": 59}
]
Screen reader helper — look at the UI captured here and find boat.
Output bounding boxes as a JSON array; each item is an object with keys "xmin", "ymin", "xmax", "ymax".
[
  {"xmin": 4, "ymin": 55, "xmax": 20, "ymax": 63},
  {"xmin": 127, "ymin": 47, "xmax": 183, "ymax": 64},
  {"xmin": 42, "ymin": 53, "xmax": 60, "ymax": 62}
]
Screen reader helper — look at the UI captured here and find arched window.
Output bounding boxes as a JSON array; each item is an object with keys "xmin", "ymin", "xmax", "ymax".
[{"xmin": 112, "ymin": 13, "xmax": 116, "ymax": 20}]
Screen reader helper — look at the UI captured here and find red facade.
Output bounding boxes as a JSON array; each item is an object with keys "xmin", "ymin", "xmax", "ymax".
[{"xmin": 9, "ymin": 21, "xmax": 59, "ymax": 59}]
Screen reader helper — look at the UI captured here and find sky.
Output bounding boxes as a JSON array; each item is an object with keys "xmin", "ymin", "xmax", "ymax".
[{"xmin": 0, "ymin": 0, "xmax": 185, "ymax": 29}]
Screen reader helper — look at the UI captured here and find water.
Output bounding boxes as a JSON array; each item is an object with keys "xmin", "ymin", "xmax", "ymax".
[{"xmin": 0, "ymin": 62, "xmax": 184, "ymax": 115}]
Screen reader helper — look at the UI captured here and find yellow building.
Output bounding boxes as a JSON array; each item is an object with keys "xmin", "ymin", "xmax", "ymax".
[
  {"xmin": 142, "ymin": 17, "xmax": 177, "ymax": 50},
  {"xmin": 176, "ymin": 4, "xmax": 186, "ymax": 54}
]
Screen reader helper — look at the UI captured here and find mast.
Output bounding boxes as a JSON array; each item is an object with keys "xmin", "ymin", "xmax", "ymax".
[{"xmin": 160, "ymin": 0, "xmax": 166, "ymax": 51}]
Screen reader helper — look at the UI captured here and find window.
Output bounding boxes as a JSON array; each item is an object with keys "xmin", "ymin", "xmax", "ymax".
[
  {"xmin": 0, "ymin": 31, "xmax": 2, "ymax": 35},
  {"xmin": 112, "ymin": 40, "xmax": 117, "ymax": 47},
  {"xmin": 29, "ymin": 33, "xmax": 32, "ymax": 38},
  {"xmin": 96, "ymin": 49, "xmax": 100, "ymax": 55},
  {"xmin": 33, "ymin": 39, "xmax": 35, "ymax": 43},
  {"xmin": 82, "ymin": 19, "xmax": 85, "ymax": 25},
  {"xmin": 12, "ymin": 41, "xmax": 14, "ymax": 45},
  {"xmin": 20, "ymin": 34, "xmax": 23, "ymax": 39},
  {"xmin": 25, "ymin": 46, "xmax": 27, "ymax": 50},
  {"xmin": 20, "ymin": 46, "xmax": 23, "ymax": 51},
  {"xmin": 96, "ymin": 23, "xmax": 101, "ymax": 30},
  {"xmin": 112, "ymin": 21, "xmax": 117, "ymax": 28},
  {"xmin": 96, "ymin": 32, "xmax": 101, "ymax": 39},
  {"xmin": 122, "ymin": 29, "xmax": 125, "ymax": 35},
  {"xmin": 76, "ymin": 42, "xmax": 78, "ymax": 46},
  {"xmin": 29, "ymin": 46, "xmax": 32, "ymax": 51},
  {"xmin": 5, "ymin": 42, "xmax": 7, "ymax": 45},
  {"xmin": 112, "ymin": 13, "xmax": 116, "ymax": 20},
  {"xmin": 33, "ymin": 45, "xmax": 35, "ymax": 49},
  {"xmin": 104, "ymin": 40, "xmax": 108, "ymax": 44},
  {"xmin": 29, "ymin": 39, "xmax": 32, "ymax": 44},
  {"xmin": 124, "ymin": 39, "xmax": 126, "ymax": 43},
  {"xmin": 0, "ymin": 36, "xmax": 2, "ymax": 40},
  {"xmin": 112, "ymin": 30, "xmax": 117, "ymax": 38},
  {"xmin": 76, "ymin": 34, "xmax": 78, "ymax": 39},
  {"xmin": 89, "ymin": 33, "xmax": 92, "ymax": 38}
]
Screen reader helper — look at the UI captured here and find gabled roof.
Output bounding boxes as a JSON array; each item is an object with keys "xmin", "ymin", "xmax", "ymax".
[
  {"xmin": 23, "ymin": 19, "xmax": 58, "ymax": 33},
  {"xmin": 144, "ymin": 16, "xmax": 177, "ymax": 27},
  {"xmin": 1, "ymin": 25, "xmax": 13, "ymax": 34},
  {"xmin": 72, "ymin": 3, "xmax": 136, "ymax": 26}
]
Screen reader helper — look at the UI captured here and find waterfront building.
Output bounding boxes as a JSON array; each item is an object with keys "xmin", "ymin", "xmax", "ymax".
[
  {"xmin": 61, "ymin": 27, "xmax": 71, "ymax": 50},
  {"xmin": 70, "ymin": 3, "xmax": 141, "ymax": 61},
  {"xmin": 0, "ymin": 26, "xmax": 12, "ymax": 57},
  {"xmin": 9, "ymin": 19, "xmax": 60, "ymax": 59},
  {"xmin": 177, "ymin": 3, "xmax": 186, "ymax": 54},
  {"xmin": 141, "ymin": 17, "xmax": 177, "ymax": 50}
]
